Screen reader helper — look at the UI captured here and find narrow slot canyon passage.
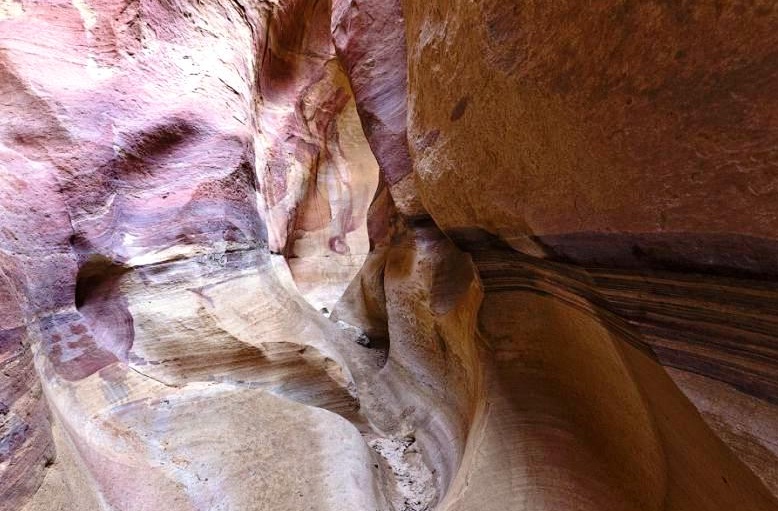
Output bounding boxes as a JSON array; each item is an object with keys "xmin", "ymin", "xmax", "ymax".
[
  {"xmin": 2, "ymin": 1, "xmax": 778, "ymax": 511},
  {"xmin": 284, "ymin": 94, "xmax": 380, "ymax": 313}
]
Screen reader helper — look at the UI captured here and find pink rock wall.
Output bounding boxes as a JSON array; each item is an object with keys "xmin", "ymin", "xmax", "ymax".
[{"xmin": 1, "ymin": 1, "xmax": 777, "ymax": 510}]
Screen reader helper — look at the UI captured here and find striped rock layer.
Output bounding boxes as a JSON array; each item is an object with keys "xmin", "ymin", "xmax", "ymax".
[{"xmin": 1, "ymin": 1, "xmax": 777, "ymax": 510}]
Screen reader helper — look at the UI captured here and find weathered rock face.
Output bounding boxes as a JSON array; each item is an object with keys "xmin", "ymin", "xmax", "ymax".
[
  {"xmin": 1, "ymin": 1, "xmax": 385, "ymax": 509},
  {"xmin": 258, "ymin": 0, "xmax": 380, "ymax": 310},
  {"xmin": 401, "ymin": 2, "xmax": 778, "ymax": 507},
  {"xmin": 404, "ymin": 0, "xmax": 778, "ymax": 278},
  {"xmin": 1, "ymin": 1, "xmax": 777, "ymax": 511}
]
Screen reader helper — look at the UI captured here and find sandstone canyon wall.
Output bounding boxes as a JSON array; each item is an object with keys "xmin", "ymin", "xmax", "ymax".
[{"xmin": 1, "ymin": 1, "xmax": 777, "ymax": 510}]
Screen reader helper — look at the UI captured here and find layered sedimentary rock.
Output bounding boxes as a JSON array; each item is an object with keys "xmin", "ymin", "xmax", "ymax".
[
  {"xmin": 403, "ymin": 0, "xmax": 778, "ymax": 276},
  {"xmin": 1, "ymin": 1, "xmax": 386, "ymax": 509},
  {"xmin": 401, "ymin": 1, "xmax": 778, "ymax": 505},
  {"xmin": 1, "ymin": 1, "xmax": 777, "ymax": 510}
]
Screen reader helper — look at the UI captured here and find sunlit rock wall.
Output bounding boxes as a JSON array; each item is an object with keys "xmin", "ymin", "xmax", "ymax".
[{"xmin": 1, "ymin": 1, "xmax": 777, "ymax": 511}]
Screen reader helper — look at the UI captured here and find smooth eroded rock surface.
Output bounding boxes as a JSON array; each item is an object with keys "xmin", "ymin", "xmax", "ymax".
[{"xmin": 1, "ymin": 1, "xmax": 777, "ymax": 510}]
